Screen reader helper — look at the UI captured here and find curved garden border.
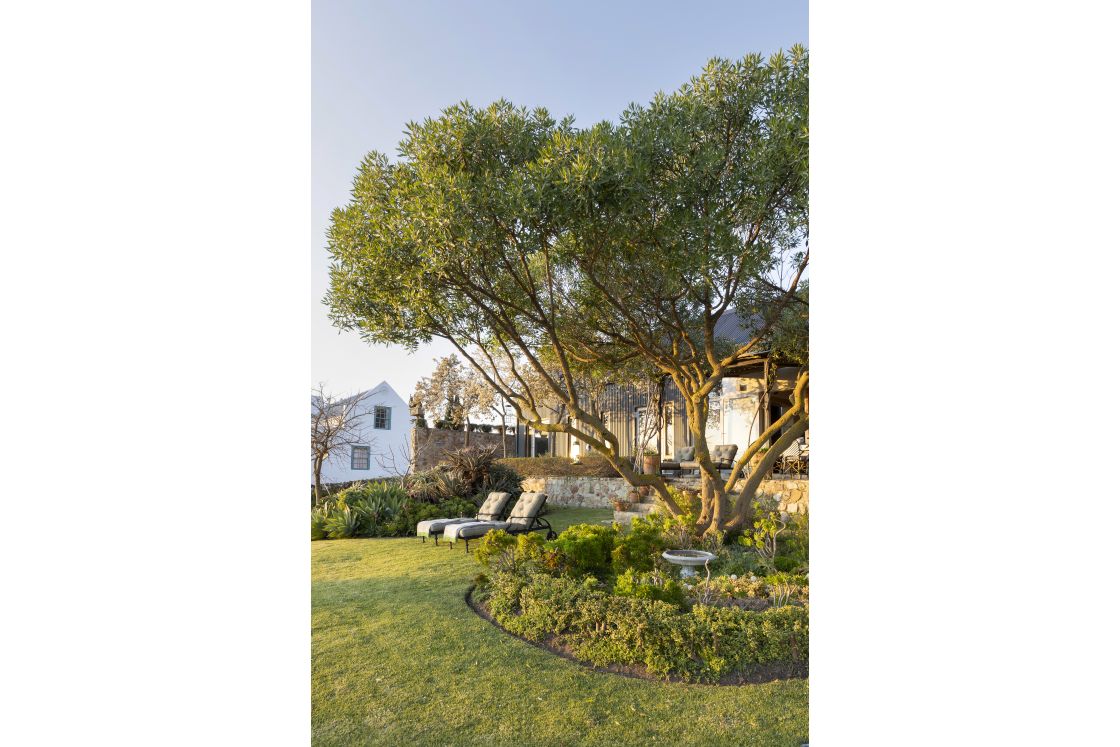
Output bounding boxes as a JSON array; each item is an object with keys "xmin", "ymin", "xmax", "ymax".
[{"xmin": 464, "ymin": 584, "xmax": 808, "ymax": 686}]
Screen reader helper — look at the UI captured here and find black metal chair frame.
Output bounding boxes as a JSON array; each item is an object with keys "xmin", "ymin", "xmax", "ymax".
[
  {"xmin": 420, "ymin": 509, "xmax": 504, "ymax": 546},
  {"xmin": 457, "ymin": 515, "xmax": 557, "ymax": 553}
]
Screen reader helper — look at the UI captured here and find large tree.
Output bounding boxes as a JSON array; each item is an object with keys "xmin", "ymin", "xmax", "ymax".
[
  {"xmin": 412, "ymin": 354, "xmax": 491, "ymax": 446},
  {"xmin": 552, "ymin": 51, "xmax": 810, "ymax": 530},
  {"xmin": 327, "ymin": 49, "xmax": 809, "ymax": 532}
]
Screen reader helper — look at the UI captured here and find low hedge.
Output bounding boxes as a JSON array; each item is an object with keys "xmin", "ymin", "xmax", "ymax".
[
  {"xmin": 477, "ymin": 571, "xmax": 808, "ymax": 682},
  {"xmin": 497, "ymin": 455, "xmax": 622, "ymax": 478}
]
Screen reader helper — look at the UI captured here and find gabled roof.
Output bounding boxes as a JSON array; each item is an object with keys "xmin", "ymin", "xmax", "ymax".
[{"xmin": 311, "ymin": 381, "xmax": 404, "ymax": 408}]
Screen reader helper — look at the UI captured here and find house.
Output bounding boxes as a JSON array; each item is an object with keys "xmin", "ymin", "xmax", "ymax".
[
  {"xmin": 311, "ymin": 381, "xmax": 411, "ymax": 484},
  {"xmin": 525, "ymin": 312, "xmax": 807, "ymax": 464}
]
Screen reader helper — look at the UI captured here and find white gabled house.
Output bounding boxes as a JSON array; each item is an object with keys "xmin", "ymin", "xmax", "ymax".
[{"xmin": 311, "ymin": 381, "xmax": 411, "ymax": 484}]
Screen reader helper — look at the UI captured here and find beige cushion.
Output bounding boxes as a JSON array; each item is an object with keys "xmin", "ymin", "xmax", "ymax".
[
  {"xmin": 506, "ymin": 491, "xmax": 547, "ymax": 528},
  {"xmin": 477, "ymin": 491, "xmax": 511, "ymax": 520},
  {"xmin": 711, "ymin": 444, "xmax": 739, "ymax": 464},
  {"xmin": 443, "ymin": 520, "xmax": 507, "ymax": 542}
]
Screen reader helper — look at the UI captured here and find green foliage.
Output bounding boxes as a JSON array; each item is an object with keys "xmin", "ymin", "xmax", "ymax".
[
  {"xmin": 739, "ymin": 499, "xmax": 789, "ymax": 573},
  {"xmin": 408, "ymin": 446, "xmax": 524, "ymax": 506},
  {"xmin": 550, "ymin": 523, "xmax": 617, "ymax": 578},
  {"xmin": 442, "ymin": 445, "xmax": 499, "ymax": 488},
  {"xmin": 711, "ymin": 544, "xmax": 764, "ymax": 577},
  {"xmin": 324, "ymin": 504, "xmax": 364, "ymax": 539},
  {"xmin": 778, "ymin": 511, "xmax": 809, "ymax": 573},
  {"xmin": 311, "ymin": 492, "xmax": 485, "ymax": 541},
  {"xmin": 612, "ymin": 568, "xmax": 686, "ymax": 608},
  {"xmin": 496, "ymin": 456, "xmax": 619, "ymax": 478},
  {"xmin": 482, "ymin": 571, "xmax": 808, "ymax": 682},
  {"xmin": 310, "ymin": 508, "xmax": 328, "ymax": 540},
  {"xmin": 610, "ymin": 514, "xmax": 669, "ymax": 574},
  {"xmin": 476, "ymin": 462, "xmax": 522, "ymax": 501},
  {"xmin": 312, "ymin": 505, "xmax": 808, "ymax": 744},
  {"xmin": 764, "ymin": 572, "xmax": 808, "ymax": 608}
]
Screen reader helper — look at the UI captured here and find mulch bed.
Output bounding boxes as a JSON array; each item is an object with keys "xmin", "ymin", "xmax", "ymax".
[{"xmin": 464, "ymin": 585, "xmax": 808, "ymax": 686}]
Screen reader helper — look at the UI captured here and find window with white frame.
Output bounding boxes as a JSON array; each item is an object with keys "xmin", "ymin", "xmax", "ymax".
[
  {"xmin": 373, "ymin": 406, "xmax": 391, "ymax": 430},
  {"xmin": 351, "ymin": 445, "xmax": 370, "ymax": 470}
]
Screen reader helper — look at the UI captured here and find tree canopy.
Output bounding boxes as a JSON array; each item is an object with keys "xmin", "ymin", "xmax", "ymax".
[{"xmin": 327, "ymin": 48, "xmax": 809, "ymax": 530}]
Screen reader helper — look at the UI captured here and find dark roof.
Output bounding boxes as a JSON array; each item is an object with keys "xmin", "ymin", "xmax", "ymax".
[{"xmin": 712, "ymin": 310, "xmax": 765, "ymax": 347}]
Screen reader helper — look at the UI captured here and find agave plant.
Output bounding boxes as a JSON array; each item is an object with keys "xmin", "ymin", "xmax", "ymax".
[
  {"xmin": 324, "ymin": 505, "xmax": 363, "ymax": 539},
  {"xmin": 478, "ymin": 463, "xmax": 522, "ymax": 500},
  {"xmin": 311, "ymin": 506, "xmax": 331, "ymax": 540},
  {"xmin": 443, "ymin": 445, "xmax": 499, "ymax": 490}
]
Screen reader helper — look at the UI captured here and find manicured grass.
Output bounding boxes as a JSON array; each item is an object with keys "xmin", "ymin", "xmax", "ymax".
[{"xmin": 312, "ymin": 507, "xmax": 808, "ymax": 746}]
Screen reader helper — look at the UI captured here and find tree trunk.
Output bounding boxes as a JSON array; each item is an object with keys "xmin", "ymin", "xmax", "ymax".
[
  {"xmin": 679, "ymin": 390, "xmax": 729, "ymax": 530},
  {"xmin": 464, "ymin": 418, "xmax": 470, "ymax": 447},
  {"xmin": 696, "ymin": 472, "xmax": 713, "ymax": 526},
  {"xmin": 723, "ymin": 415, "xmax": 809, "ymax": 531},
  {"xmin": 313, "ymin": 456, "xmax": 324, "ymax": 505}
]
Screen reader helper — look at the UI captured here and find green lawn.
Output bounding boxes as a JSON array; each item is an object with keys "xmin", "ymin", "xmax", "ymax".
[{"xmin": 312, "ymin": 507, "xmax": 808, "ymax": 746}]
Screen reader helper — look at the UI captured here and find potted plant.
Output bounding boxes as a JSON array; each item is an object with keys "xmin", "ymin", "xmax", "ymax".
[
  {"xmin": 642, "ymin": 448, "xmax": 661, "ymax": 476},
  {"xmin": 611, "ymin": 497, "xmax": 633, "ymax": 512}
]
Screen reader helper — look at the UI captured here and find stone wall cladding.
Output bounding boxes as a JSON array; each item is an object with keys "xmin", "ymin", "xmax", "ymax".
[
  {"xmin": 411, "ymin": 427, "xmax": 517, "ymax": 472},
  {"xmin": 757, "ymin": 479, "xmax": 809, "ymax": 515},
  {"xmin": 520, "ymin": 476, "xmax": 635, "ymax": 508},
  {"xmin": 517, "ymin": 475, "xmax": 809, "ymax": 514}
]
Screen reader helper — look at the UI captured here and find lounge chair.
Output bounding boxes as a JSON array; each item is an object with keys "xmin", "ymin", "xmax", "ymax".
[
  {"xmin": 660, "ymin": 446, "xmax": 695, "ymax": 476},
  {"xmin": 416, "ymin": 491, "xmax": 512, "ymax": 545},
  {"xmin": 680, "ymin": 444, "xmax": 739, "ymax": 475},
  {"xmin": 441, "ymin": 491, "xmax": 555, "ymax": 552}
]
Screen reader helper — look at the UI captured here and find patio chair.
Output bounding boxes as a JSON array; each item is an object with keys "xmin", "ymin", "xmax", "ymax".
[
  {"xmin": 416, "ymin": 491, "xmax": 512, "ymax": 545},
  {"xmin": 778, "ymin": 438, "xmax": 804, "ymax": 476},
  {"xmin": 441, "ymin": 491, "xmax": 555, "ymax": 552},
  {"xmin": 680, "ymin": 444, "xmax": 739, "ymax": 475},
  {"xmin": 659, "ymin": 446, "xmax": 695, "ymax": 476}
]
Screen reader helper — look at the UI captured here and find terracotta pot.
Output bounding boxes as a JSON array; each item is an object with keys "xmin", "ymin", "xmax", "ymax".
[
  {"xmin": 642, "ymin": 454, "xmax": 661, "ymax": 475},
  {"xmin": 638, "ymin": 485, "xmax": 651, "ymax": 497}
]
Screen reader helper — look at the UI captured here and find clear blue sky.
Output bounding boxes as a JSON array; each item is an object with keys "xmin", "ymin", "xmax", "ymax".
[{"xmin": 311, "ymin": 0, "xmax": 808, "ymax": 401}]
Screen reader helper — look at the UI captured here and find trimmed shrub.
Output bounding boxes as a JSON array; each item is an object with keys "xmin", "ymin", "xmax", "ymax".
[
  {"xmin": 611, "ymin": 514, "xmax": 669, "ymax": 574},
  {"xmin": 612, "ymin": 568, "xmax": 686, "ymax": 608},
  {"xmin": 497, "ymin": 455, "xmax": 620, "ymax": 478},
  {"xmin": 481, "ymin": 571, "xmax": 808, "ymax": 682},
  {"xmin": 550, "ymin": 523, "xmax": 617, "ymax": 578}
]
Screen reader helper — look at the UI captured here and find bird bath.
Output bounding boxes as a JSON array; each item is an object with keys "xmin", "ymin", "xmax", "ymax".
[{"xmin": 661, "ymin": 549, "xmax": 716, "ymax": 577}]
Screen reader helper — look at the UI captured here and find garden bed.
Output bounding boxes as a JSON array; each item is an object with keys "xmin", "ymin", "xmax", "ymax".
[{"xmin": 465, "ymin": 584, "xmax": 807, "ymax": 685}]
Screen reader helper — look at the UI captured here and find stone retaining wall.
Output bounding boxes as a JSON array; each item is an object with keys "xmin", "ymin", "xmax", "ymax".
[
  {"xmin": 758, "ymin": 479, "xmax": 810, "ymax": 515},
  {"xmin": 521, "ymin": 476, "xmax": 634, "ymax": 508},
  {"xmin": 523, "ymin": 474, "xmax": 809, "ymax": 514}
]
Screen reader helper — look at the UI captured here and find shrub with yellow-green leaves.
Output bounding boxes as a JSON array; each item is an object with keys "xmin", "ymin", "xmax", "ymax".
[{"xmin": 478, "ymin": 570, "xmax": 807, "ymax": 682}]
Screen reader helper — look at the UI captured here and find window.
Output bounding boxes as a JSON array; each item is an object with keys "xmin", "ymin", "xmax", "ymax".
[
  {"xmin": 373, "ymin": 406, "xmax": 391, "ymax": 430},
  {"xmin": 351, "ymin": 445, "xmax": 370, "ymax": 470}
]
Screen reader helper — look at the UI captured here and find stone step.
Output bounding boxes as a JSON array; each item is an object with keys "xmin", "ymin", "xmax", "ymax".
[{"xmin": 613, "ymin": 501, "xmax": 661, "ymax": 525}]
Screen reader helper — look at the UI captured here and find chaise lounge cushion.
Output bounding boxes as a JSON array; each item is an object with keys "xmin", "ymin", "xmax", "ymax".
[
  {"xmin": 416, "ymin": 491, "xmax": 511, "ymax": 538},
  {"xmin": 442, "ymin": 492, "xmax": 547, "ymax": 543}
]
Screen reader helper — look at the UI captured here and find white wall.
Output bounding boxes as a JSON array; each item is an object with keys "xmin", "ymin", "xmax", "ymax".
[
  {"xmin": 717, "ymin": 379, "xmax": 762, "ymax": 449},
  {"xmin": 312, "ymin": 381, "xmax": 412, "ymax": 484},
  {"xmin": 714, "ymin": 369, "xmax": 803, "ymax": 450}
]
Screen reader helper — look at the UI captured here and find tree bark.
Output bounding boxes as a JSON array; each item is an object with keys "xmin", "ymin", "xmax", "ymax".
[
  {"xmin": 722, "ymin": 415, "xmax": 809, "ymax": 531},
  {"xmin": 313, "ymin": 456, "xmax": 324, "ymax": 505}
]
